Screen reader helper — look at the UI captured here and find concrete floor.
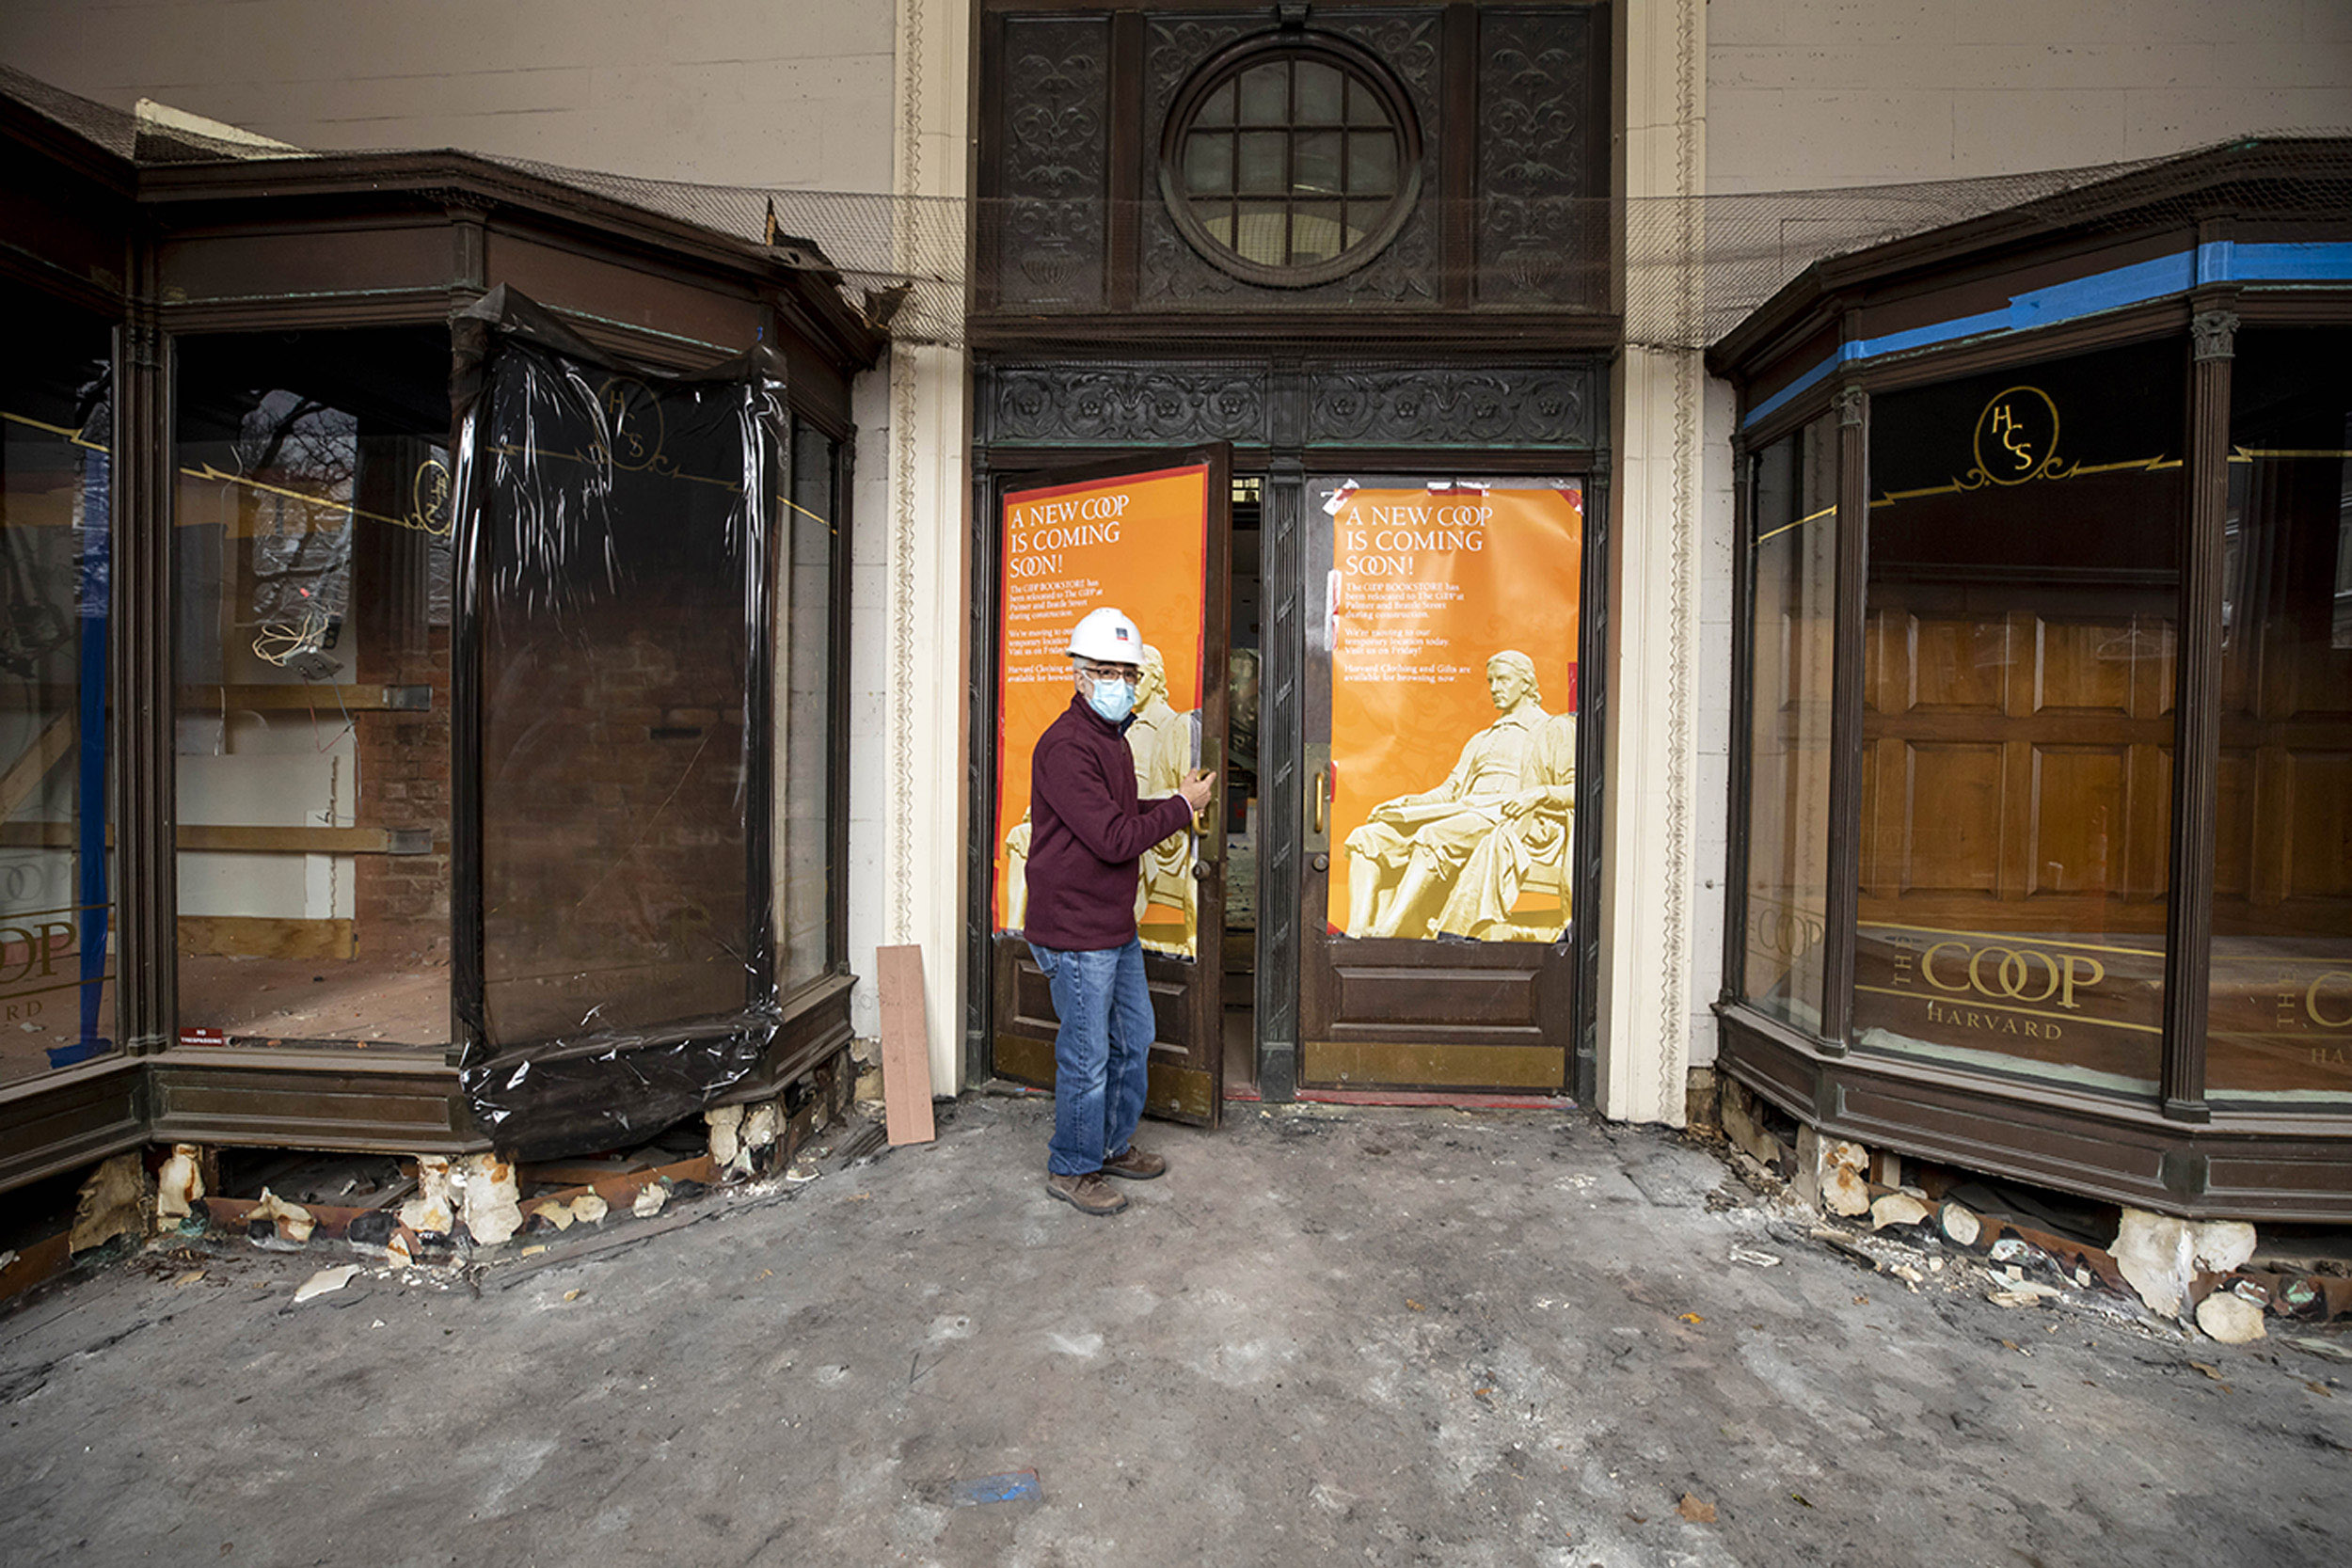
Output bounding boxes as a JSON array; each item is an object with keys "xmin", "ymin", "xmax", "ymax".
[{"xmin": 2, "ymin": 1096, "xmax": 2347, "ymax": 1567}]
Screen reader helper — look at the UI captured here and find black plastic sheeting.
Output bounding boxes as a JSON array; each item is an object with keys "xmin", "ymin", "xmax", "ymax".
[{"xmin": 451, "ymin": 286, "xmax": 784, "ymax": 1160}]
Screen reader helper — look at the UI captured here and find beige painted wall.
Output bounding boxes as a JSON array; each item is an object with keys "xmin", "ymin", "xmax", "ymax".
[
  {"xmin": 1708, "ymin": 0, "xmax": 2352, "ymax": 192},
  {"xmin": 0, "ymin": 0, "xmax": 894, "ymax": 190}
]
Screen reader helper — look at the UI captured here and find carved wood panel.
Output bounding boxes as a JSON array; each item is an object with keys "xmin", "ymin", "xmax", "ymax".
[
  {"xmin": 991, "ymin": 16, "xmax": 1112, "ymax": 309},
  {"xmin": 978, "ymin": 361, "xmax": 1599, "ymax": 452},
  {"xmin": 1476, "ymin": 7, "xmax": 1602, "ymax": 307}
]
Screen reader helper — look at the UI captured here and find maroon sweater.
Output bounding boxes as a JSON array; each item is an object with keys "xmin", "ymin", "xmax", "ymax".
[{"xmin": 1025, "ymin": 695, "xmax": 1195, "ymax": 950}]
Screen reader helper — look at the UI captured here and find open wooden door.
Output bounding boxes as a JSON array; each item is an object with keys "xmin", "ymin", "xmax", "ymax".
[{"xmin": 987, "ymin": 448, "xmax": 1232, "ymax": 1125}]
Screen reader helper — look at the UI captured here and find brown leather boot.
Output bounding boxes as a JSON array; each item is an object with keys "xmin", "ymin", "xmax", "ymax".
[
  {"xmin": 1045, "ymin": 1171, "xmax": 1129, "ymax": 1215},
  {"xmin": 1100, "ymin": 1143, "xmax": 1168, "ymax": 1180}
]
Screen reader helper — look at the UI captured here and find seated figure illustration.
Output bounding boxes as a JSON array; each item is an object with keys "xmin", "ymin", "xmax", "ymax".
[
  {"xmin": 1127, "ymin": 644, "xmax": 1198, "ymax": 950},
  {"xmin": 1343, "ymin": 650, "xmax": 1549, "ymax": 940},
  {"xmin": 1434, "ymin": 711, "xmax": 1576, "ymax": 942},
  {"xmin": 1002, "ymin": 810, "xmax": 1031, "ymax": 930}
]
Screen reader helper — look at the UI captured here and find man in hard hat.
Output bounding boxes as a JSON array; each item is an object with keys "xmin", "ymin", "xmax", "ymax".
[{"xmin": 1025, "ymin": 606, "xmax": 1216, "ymax": 1216}]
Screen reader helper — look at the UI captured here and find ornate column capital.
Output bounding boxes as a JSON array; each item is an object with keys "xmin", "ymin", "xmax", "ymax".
[
  {"xmin": 1836, "ymin": 385, "xmax": 1867, "ymax": 427},
  {"xmin": 2192, "ymin": 309, "xmax": 2240, "ymax": 363}
]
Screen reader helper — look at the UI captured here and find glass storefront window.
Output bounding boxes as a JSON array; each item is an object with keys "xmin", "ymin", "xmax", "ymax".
[
  {"xmin": 2207, "ymin": 328, "xmax": 2352, "ymax": 1105},
  {"xmin": 173, "ymin": 328, "xmax": 453, "ymax": 1045},
  {"xmin": 0, "ymin": 293, "xmax": 115, "ymax": 1083},
  {"xmin": 1851, "ymin": 340, "xmax": 2184, "ymax": 1096},
  {"xmin": 1740, "ymin": 415, "xmax": 1837, "ymax": 1031},
  {"xmin": 780, "ymin": 418, "xmax": 838, "ymax": 991}
]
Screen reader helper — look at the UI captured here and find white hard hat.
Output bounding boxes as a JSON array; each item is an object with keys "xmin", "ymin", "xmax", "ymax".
[{"xmin": 1068, "ymin": 606, "xmax": 1143, "ymax": 664}]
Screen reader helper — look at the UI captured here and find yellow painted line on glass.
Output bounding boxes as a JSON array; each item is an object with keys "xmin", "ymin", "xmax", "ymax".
[
  {"xmin": 2, "ymin": 410, "xmax": 109, "ymax": 453},
  {"xmin": 1754, "ymin": 502, "xmax": 1836, "ymax": 547},
  {"xmin": 1855, "ymin": 983, "xmax": 2161, "ymax": 1034},
  {"xmin": 1857, "ymin": 920, "xmax": 2163, "ymax": 959}
]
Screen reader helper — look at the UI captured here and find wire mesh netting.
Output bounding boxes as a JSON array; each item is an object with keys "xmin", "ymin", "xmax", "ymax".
[{"xmin": 8, "ymin": 64, "xmax": 2345, "ymax": 353}]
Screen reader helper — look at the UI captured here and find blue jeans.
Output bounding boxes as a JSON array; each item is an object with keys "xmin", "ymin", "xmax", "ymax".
[{"xmin": 1028, "ymin": 937, "xmax": 1153, "ymax": 1177}]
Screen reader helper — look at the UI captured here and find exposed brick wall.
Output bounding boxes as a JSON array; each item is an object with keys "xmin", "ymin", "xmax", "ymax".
[
  {"xmin": 479, "ymin": 578, "xmax": 753, "ymax": 1041},
  {"xmin": 352, "ymin": 622, "xmax": 451, "ymax": 962}
]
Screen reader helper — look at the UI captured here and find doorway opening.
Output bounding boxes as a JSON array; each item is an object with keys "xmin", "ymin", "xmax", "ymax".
[{"xmin": 1224, "ymin": 475, "xmax": 1263, "ymax": 1099}]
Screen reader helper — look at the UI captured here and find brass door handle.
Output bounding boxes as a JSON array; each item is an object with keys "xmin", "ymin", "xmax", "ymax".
[{"xmin": 1312, "ymin": 767, "xmax": 1328, "ymax": 834}]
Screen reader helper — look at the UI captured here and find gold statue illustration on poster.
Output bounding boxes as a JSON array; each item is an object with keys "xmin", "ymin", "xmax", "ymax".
[
  {"xmin": 1127, "ymin": 645, "xmax": 1200, "ymax": 958},
  {"xmin": 1324, "ymin": 482, "xmax": 1583, "ymax": 943},
  {"xmin": 998, "ymin": 643, "xmax": 1200, "ymax": 960},
  {"xmin": 992, "ymin": 465, "xmax": 1213, "ymax": 965},
  {"xmin": 1343, "ymin": 651, "xmax": 1574, "ymax": 941}
]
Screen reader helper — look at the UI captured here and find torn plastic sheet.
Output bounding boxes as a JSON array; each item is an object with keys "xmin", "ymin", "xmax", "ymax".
[{"xmin": 451, "ymin": 285, "xmax": 783, "ymax": 1161}]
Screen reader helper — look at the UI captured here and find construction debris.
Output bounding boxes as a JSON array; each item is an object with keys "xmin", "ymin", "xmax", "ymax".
[
  {"xmin": 1870, "ymin": 1192, "xmax": 1931, "ymax": 1231},
  {"xmin": 398, "ymin": 1156, "xmax": 456, "ymax": 1239},
  {"xmin": 2196, "ymin": 1291, "xmax": 2267, "ymax": 1345},
  {"xmin": 246, "ymin": 1188, "xmax": 317, "ymax": 1245},
  {"xmin": 155, "ymin": 1145, "xmax": 206, "ymax": 1220},
  {"xmin": 293, "ymin": 1263, "xmax": 361, "ymax": 1304},
  {"xmin": 69, "ymin": 1153, "xmax": 149, "ymax": 1254},
  {"xmin": 455, "ymin": 1155, "xmax": 524, "ymax": 1247},
  {"xmin": 2113, "ymin": 1209, "xmax": 2257, "ymax": 1323}
]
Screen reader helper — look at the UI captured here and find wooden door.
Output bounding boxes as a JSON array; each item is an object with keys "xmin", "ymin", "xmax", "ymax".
[
  {"xmin": 987, "ymin": 449, "xmax": 1232, "ymax": 1125},
  {"xmin": 1296, "ymin": 474, "xmax": 1587, "ymax": 1094}
]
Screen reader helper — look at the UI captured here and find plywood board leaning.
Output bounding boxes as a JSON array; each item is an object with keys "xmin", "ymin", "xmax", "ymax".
[{"xmin": 876, "ymin": 944, "xmax": 936, "ymax": 1147}]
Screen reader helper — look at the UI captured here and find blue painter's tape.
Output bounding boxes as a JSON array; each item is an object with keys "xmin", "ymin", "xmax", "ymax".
[
  {"xmin": 953, "ymin": 1470, "xmax": 1043, "ymax": 1506},
  {"xmin": 1742, "ymin": 238, "xmax": 2352, "ymax": 431},
  {"xmin": 1741, "ymin": 356, "xmax": 1838, "ymax": 430},
  {"xmin": 2236, "ymin": 241, "xmax": 2352, "ymax": 284},
  {"xmin": 2006, "ymin": 251, "xmax": 2195, "ymax": 331}
]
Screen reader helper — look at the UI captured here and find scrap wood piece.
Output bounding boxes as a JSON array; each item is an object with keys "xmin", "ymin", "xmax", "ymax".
[
  {"xmin": 877, "ymin": 944, "xmax": 937, "ymax": 1148},
  {"xmin": 519, "ymin": 1154, "xmax": 716, "ymax": 1222}
]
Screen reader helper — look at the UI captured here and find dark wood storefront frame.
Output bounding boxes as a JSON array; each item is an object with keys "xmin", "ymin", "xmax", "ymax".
[
  {"xmin": 967, "ymin": 0, "xmax": 1619, "ymax": 1105},
  {"xmin": 0, "ymin": 97, "xmax": 878, "ymax": 1194},
  {"xmin": 965, "ymin": 356, "xmax": 1615, "ymax": 1107},
  {"xmin": 1709, "ymin": 141, "xmax": 2352, "ymax": 1220}
]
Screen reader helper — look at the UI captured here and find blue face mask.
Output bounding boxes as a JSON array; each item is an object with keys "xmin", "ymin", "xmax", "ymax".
[{"xmin": 1086, "ymin": 674, "xmax": 1135, "ymax": 724}]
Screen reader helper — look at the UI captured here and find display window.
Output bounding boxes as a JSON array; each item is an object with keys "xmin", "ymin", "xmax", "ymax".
[
  {"xmin": 1850, "ymin": 341, "xmax": 2185, "ymax": 1097},
  {"xmin": 171, "ymin": 327, "xmax": 455, "ymax": 1047},
  {"xmin": 0, "ymin": 292, "xmax": 116, "ymax": 1085},
  {"xmin": 1739, "ymin": 415, "xmax": 1836, "ymax": 1034},
  {"xmin": 2206, "ymin": 328, "xmax": 2352, "ymax": 1106}
]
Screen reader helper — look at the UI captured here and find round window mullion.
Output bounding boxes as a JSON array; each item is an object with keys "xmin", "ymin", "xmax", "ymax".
[{"xmin": 1158, "ymin": 32, "xmax": 1422, "ymax": 289}]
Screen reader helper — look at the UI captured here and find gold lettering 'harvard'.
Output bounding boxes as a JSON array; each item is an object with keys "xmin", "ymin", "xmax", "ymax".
[{"xmin": 1924, "ymin": 999, "xmax": 2062, "ymax": 1039}]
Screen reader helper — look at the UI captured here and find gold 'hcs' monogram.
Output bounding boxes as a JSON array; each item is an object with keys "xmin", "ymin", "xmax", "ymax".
[{"xmin": 1964, "ymin": 386, "xmax": 2074, "ymax": 487}]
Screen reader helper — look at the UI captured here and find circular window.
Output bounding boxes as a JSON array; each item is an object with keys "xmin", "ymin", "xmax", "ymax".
[{"xmin": 1158, "ymin": 37, "xmax": 1422, "ymax": 288}]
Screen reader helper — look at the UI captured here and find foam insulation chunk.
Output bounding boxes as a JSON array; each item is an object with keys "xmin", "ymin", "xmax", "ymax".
[
  {"xmin": 456, "ymin": 1154, "xmax": 523, "ymax": 1248},
  {"xmin": 707, "ymin": 1103, "xmax": 744, "ymax": 1167},
  {"xmin": 249, "ymin": 1188, "xmax": 316, "ymax": 1244},
  {"xmin": 155, "ymin": 1145, "xmax": 206, "ymax": 1220},
  {"xmin": 2196, "ymin": 1291, "xmax": 2266, "ymax": 1344},
  {"xmin": 400, "ymin": 1156, "xmax": 456, "ymax": 1238},
  {"xmin": 1818, "ymin": 1138, "xmax": 1870, "ymax": 1217},
  {"xmin": 1870, "ymin": 1193, "xmax": 1931, "ymax": 1230},
  {"xmin": 2115, "ymin": 1209, "xmax": 2260, "ymax": 1322}
]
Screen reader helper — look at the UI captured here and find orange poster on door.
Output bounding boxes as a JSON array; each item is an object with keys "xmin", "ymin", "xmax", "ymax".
[
  {"xmin": 994, "ymin": 465, "xmax": 1209, "ymax": 960},
  {"xmin": 1326, "ymin": 483, "xmax": 1582, "ymax": 942}
]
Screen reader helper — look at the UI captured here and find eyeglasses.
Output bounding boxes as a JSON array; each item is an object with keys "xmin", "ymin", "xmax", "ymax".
[{"xmin": 1075, "ymin": 661, "xmax": 1139, "ymax": 681}]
